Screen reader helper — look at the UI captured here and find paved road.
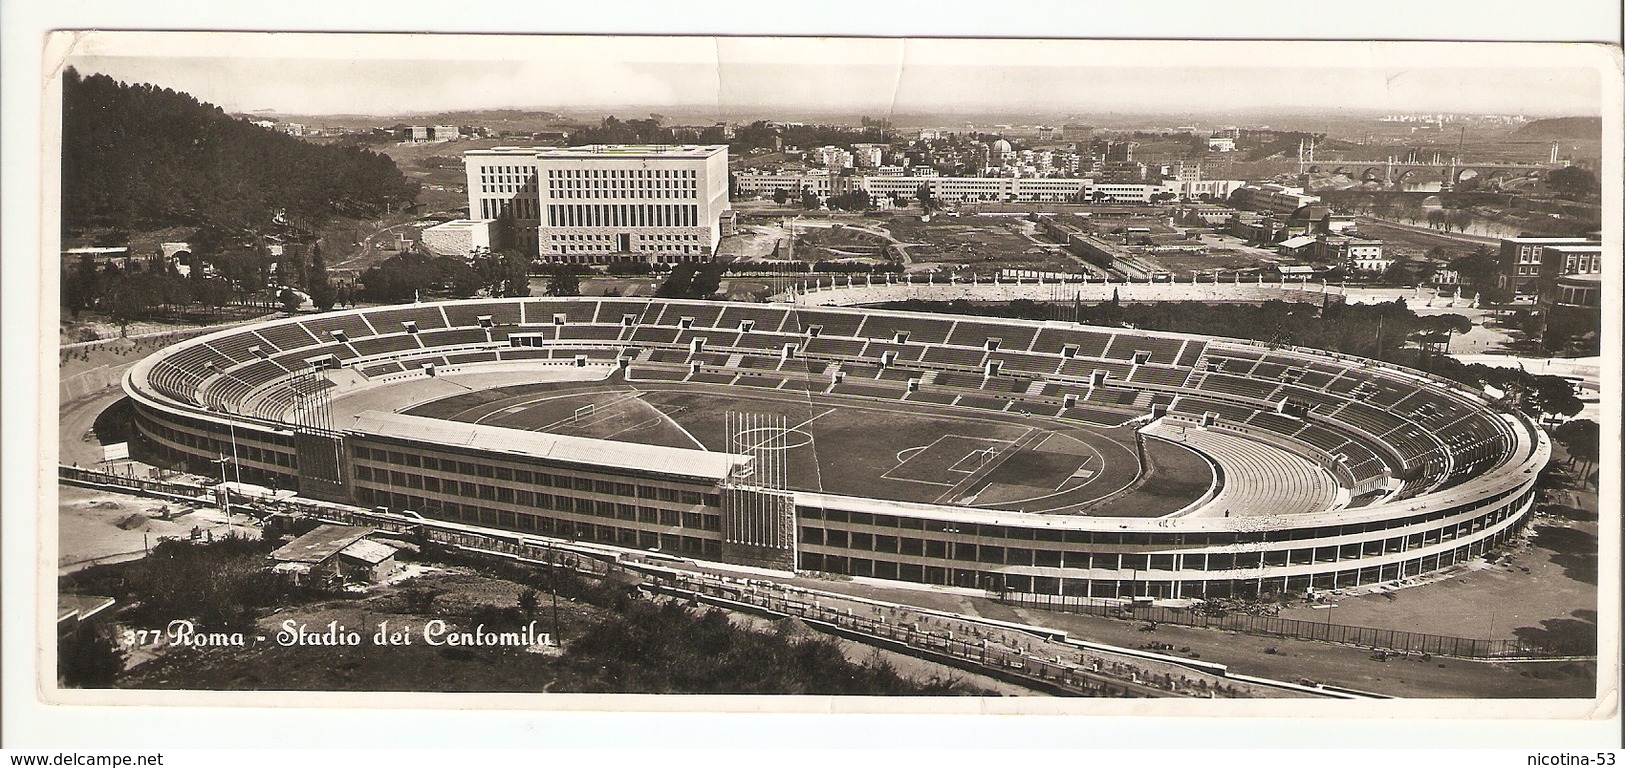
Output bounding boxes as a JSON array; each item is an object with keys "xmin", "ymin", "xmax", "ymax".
[{"xmin": 1356, "ymin": 215, "xmax": 1501, "ymax": 246}]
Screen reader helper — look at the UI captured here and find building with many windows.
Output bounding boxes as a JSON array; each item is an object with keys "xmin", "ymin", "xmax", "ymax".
[
  {"xmin": 735, "ymin": 171, "xmax": 1249, "ymax": 207},
  {"xmin": 1495, "ymin": 237, "xmax": 1600, "ymax": 296},
  {"xmin": 465, "ymin": 145, "xmax": 731, "ymax": 264}
]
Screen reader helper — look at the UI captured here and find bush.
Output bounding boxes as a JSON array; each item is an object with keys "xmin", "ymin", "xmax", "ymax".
[{"xmin": 58, "ymin": 624, "xmax": 126, "ymax": 688}]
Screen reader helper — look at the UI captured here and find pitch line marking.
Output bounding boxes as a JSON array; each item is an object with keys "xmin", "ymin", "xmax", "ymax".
[
  {"xmin": 896, "ymin": 445, "xmax": 930, "ymax": 463},
  {"xmin": 787, "ymin": 408, "xmax": 838, "ymax": 433},
  {"xmin": 628, "ymin": 392, "xmax": 707, "ymax": 450}
]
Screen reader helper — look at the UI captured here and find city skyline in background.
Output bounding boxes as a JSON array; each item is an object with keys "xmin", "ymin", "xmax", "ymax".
[{"xmin": 61, "ymin": 35, "xmax": 1606, "ymax": 122}]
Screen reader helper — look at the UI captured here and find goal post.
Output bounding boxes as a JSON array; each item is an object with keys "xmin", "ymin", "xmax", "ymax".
[{"xmin": 572, "ymin": 403, "xmax": 597, "ymax": 423}]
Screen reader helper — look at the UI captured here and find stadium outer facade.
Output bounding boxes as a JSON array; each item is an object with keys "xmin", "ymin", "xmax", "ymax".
[{"xmin": 123, "ymin": 297, "xmax": 1548, "ymax": 600}]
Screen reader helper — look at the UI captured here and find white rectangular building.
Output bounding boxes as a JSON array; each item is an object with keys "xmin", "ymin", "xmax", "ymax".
[
  {"xmin": 465, "ymin": 144, "xmax": 730, "ymax": 264},
  {"xmin": 422, "ymin": 219, "xmax": 495, "ymax": 257},
  {"xmin": 465, "ymin": 147, "xmax": 544, "ymax": 254}
]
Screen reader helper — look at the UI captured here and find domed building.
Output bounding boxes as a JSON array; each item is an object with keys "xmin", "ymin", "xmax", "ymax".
[{"xmin": 991, "ymin": 138, "xmax": 1014, "ymax": 166}]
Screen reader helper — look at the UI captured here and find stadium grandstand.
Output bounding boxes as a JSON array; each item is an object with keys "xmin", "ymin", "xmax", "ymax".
[{"xmin": 124, "ymin": 297, "xmax": 1547, "ymax": 600}]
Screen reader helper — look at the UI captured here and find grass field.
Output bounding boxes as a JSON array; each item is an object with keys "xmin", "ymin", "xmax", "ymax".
[{"xmin": 404, "ymin": 375, "xmax": 1209, "ymax": 517}]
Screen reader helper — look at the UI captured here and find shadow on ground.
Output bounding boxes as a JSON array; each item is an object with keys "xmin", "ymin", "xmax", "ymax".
[
  {"xmin": 1532, "ymin": 525, "xmax": 1598, "ymax": 586},
  {"xmin": 1513, "ymin": 610, "xmax": 1598, "ymax": 656},
  {"xmin": 1538, "ymin": 503, "xmax": 1597, "ymax": 524}
]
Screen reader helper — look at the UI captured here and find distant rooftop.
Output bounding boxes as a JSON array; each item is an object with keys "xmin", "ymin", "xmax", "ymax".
[
  {"xmin": 1540, "ymin": 244, "xmax": 1603, "ymax": 252},
  {"xmin": 467, "ymin": 144, "xmax": 725, "ymax": 160},
  {"xmin": 58, "ymin": 594, "xmax": 116, "ymax": 624},
  {"xmin": 541, "ymin": 144, "xmax": 726, "ymax": 159},
  {"xmin": 424, "ymin": 219, "xmax": 495, "ymax": 231},
  {"xmin": 270, "ymin": 524, "xmax": 376, "ymax": 564}
]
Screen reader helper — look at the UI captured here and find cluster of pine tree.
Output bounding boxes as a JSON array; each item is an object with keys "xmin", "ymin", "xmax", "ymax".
[{"xmin": 61, "ymin": 68, "xmax": 418, "ymax": 236}]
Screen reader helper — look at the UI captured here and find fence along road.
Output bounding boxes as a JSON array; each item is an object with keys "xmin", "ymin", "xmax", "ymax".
[{"xmin": 60, "ymin": 465, "xmax": 1387, "ymax": 698}]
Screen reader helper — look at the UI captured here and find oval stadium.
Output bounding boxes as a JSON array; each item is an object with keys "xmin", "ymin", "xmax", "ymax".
[{"xmin": 124, "ymin": 297, "xmax": 1549, "ymax": 600}]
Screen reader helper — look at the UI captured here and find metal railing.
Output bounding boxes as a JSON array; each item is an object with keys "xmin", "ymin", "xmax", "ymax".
[{"xmin": 992, "ymin": 590, "xmax": 1588, "ymax": 658}]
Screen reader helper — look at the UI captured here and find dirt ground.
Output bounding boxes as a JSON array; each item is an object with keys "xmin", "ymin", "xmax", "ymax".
[
  {"xmin": 1273, "ymin": 512, "xmax": 1597, "ymax": 646},
  {"xmin": 57, "ymin": 485, "xmax": 260, "ymax": 574},
  {"xmin": 727, "ymin": 612, "xmax": 1032, "ymax": 697},
  {"xmin": 776, "ymin": 569, "xmax": 1596, "ymax": 699}
]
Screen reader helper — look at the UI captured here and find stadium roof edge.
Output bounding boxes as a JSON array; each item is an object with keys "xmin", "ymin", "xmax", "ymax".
[{"xmin": 345, "ymin": 410, "xmax": 748, "ymax": 482}]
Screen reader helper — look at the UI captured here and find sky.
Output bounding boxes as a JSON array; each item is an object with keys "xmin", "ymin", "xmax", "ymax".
[{"xmin": 58, "ymin": 34, "xmax": 1609, "ymax": 120}]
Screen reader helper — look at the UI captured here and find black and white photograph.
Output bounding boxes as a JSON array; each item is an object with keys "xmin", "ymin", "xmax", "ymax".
[{"xmin": 5, "ymin": 14, "xmax": 1621, "ymax": 756}]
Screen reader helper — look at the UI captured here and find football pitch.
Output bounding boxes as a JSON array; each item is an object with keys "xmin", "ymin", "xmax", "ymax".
[{"xmin": 404, "ymin": 377, "xmax": 1211, "ymax": 517}]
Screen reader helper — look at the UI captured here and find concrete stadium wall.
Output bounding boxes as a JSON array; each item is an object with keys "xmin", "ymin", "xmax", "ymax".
[{"xmin": 786, "ymin": 280, "xmax": 1343, "ymax": 307}]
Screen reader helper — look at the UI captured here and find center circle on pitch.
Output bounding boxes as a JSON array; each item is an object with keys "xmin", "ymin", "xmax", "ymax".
[{"xmin": 733, "ymin": 426, "xmax": 816, "ymax": 450}]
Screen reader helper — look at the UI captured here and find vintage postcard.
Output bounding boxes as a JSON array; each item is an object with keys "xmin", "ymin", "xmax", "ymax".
[{"xmin": 25, "ymin": 30, "xmax": 1622, "ymax": 737}]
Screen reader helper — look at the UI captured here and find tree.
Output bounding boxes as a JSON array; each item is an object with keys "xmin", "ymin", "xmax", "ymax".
[
  {"xmin": 476, "ymin": 250, "xmax": 534, "ymax": 298},
  {"xmin": 1447, "ymin": 209, "xmax": 1474, "ymax": 234},
  {"xmin": 772, "ymin": 188, "xmax": 791, "ymax": 205},
  {"xmin": 1527, "ymin": 375, "xmax": 1584, "ymax": 420},
  {"xmin": 307, "ymin": 242, "xmax": 335, "ymax": 311},
  {"xmin": 544, "ymin": 265, "xmax": 582, "ymax": 297},
  {"xmin": 278, "ymin": 288, "xmax": 303, "ymax": 313},
  {"xmin": 1551, "ymin": 419, "xmax": 1599, "ymax": 482},
  {"xmin": 656, "ymin": 263, "xmax": 697, "ymax": 298},
  {"xmin": 357, "ymin": 251, "xmax": 484, "ymax": 302},
  {"xmin": 829, "ymin": 190, "xmax": 874, "ymax": 212},
  {"xmin": 1546, "ymin": 166, "xmax": 1598, "ymax": 200},
  {"xmin": 62, "ymin": 69, "xmax": 418, "ymax": 241},
  {"xmin": 1450, "ymin": 247, "xmax": 1501, "ymax": 290},
  {"xmin": 58, "ymin": 624, "xmax": 125, "ymax": 688},
  {"xmin": 517, "ymin": 588, "xmax": 540, "ymax": 618},
  {"xmin": 1412, "ymin": 313, "xmax": 1473, "ymax": 354},
  {"xmin": 915, "ymin": 183, "xmax": 934, "ymax": 214}
]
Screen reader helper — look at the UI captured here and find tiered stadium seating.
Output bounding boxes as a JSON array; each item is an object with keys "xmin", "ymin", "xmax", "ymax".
[
  {"xmin": 1198, "ymin": 374, "xmax": 1279, "ymax": 401},
  {"xmin": 366, "ymin": 306, "xmax": 448, "ymax": 332},
  {"xmin": 717, "ymin": 305, "xmax": 791, "ymax": 333},
  {"xmin": 946, "ymin": 320, "xmax": 1037, "ymax": 351},
  {"xmin": 932, "ymin": 371, "xmax": 986, "ymax": 390},
  {"xmin": 522, "ymin": 299, "xmax": 592, "ymax": 325},
  {"xmin": 628, "ymin": 326, "xmax": 682, "ymax": 345},
  {"xmin": 556, "ymin": 325, "xmax": 625, "ymax": 342},
  {"xmin": 417, "ymin": 328, "xmax": 489, "ymax": 348},
  {"xmin": 136, "ymin": 297, "xmax": 1522, "ymax": 508},
  {"xmin": 1128, "ymin": 365, "xmax": 1190, "ymax": 388},
  {"xmin": 1174, "ymin": 340, "xmax": 1207, "ymax": 368},
  {"xmin": 859, "ymin": 315, "xmax": 953, "ymax": 345},
  {"xmin": 1151, "ymin": 423, "xmax": 1339, "ymax": 518},
  {"xmin": 653, "ymin": 302, "xmax": 724, "ymax": 329},
  {"xmin": 253, "ymin": 322, "xmax": 320, "ymax": 353},
  {"xmin": 990, "ymin": 351, "xmax": 1062, "ymax": 376},
  {"xmin": 646, "ymin": 350, "xmax": 689, "ymax": 364},
  {"xmin": 864, "ymin": 342, "xmax": 926, "ymax": 363},
  {"xmin": 301, "ymin": 313, "xmax": 375, "ymax": 342},
  {"xmin": 350, "ymin": 334, "xmax": 422, "ymax": 358},
  {"xmin": 921, "ymin": 346, "xmax": 987, "ymax": 368},
  {"xmin": 784, "ymin": 310, "xmax": 866, "ymax": 338},
  {"xmin": 594, "ymin": 300, "xmax": 659, "ymax": 325},
  {"xmin": 803, "ymin": 337, "xmax": 868, "ymax": 358}
]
